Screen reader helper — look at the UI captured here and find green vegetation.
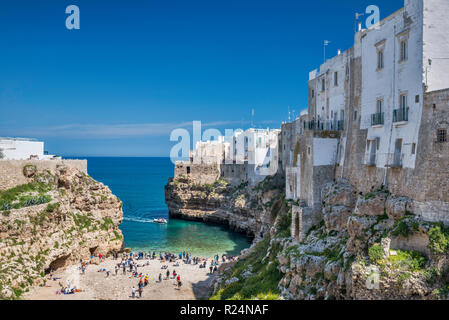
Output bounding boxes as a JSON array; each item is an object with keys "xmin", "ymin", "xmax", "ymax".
[
  {"xmin": 210, "ymin": 236, "xmax": 283, "ymax": 300},
  {"xmin": 392, "ymin": 219, "xmax": 412, "ymax": 238},
  {"xmin": 276, "ymin": 207, "xmax": 291, "ymax": 238},
  {"xmin": 100, "ymin": 217, "xmax": 114, "ymax": 230},
  {"xmin": 368, "ymin": 243, "xmax": 384, "ymax": 264},
  {"xmin": 71, "ymin": 212, "xmax": 94, "ymax": 230},
  {"xmin": 45, "ymin": 202, "xmax": 60, "ymax": 213},
  {"xmin": 0, "ymin": 182, "xmax": 53, "ymax": 211},
  {"xmin": 387, "ymin": 250, "xmax": 427, "ymax": 272},
  {"xmin": 428, "ymin": 223, "xmax": 449, "ymax": 255}
]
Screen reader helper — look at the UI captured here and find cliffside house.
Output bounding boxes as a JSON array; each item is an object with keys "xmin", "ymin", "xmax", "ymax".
[
  {"xmin": 0, "ymin": 138, "xmax": 58, "ymax": 160},
  {"xmin": 284, "ymin": 0, "xmax": 449, "ymax": 240}
]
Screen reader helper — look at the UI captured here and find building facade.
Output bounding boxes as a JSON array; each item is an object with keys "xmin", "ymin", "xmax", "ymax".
[{"xmin": 284, "ymin": 0, "xmax": 449, "ymax": 240}]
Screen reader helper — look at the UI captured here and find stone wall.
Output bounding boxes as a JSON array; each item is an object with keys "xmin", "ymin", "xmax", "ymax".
[
  {"xmin": 339, "ymin": 88, "xmax": 449, "ymax": 222},
  {"xmin": 174, "ymin": 161, "xmax": 221, "ymax": 185},
  {"xmin": 291, "ymin": 205, "xmax": 322, "ymax": 242},
  {"xmin": 220, "ymin": 163, "xmax": 248, "ymax": 186},
  {"xmin": 0, "ymin": 159, "xmax": 87, "ymax": 191}
]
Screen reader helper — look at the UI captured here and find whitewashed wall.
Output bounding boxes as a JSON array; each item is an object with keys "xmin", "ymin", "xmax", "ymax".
[
  {"xmin": 310, "ymin": 50, "xmax": 349, "ymax": 124},
  {"xmin": 313, "ymin": 138, "xmax": 338, "ymax": 166},
  {"xmin": 359, "ymin": 0, "xmax": 424, "ymax": 169},
  {"xmin": 0, "ymin": 140, "xmax": 45, "ymax": 160},
  {"xmin": 422, "ymin": 0, "xmax": 449, "ymax": 92}
]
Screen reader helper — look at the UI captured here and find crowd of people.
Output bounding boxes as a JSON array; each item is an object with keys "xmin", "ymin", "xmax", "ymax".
[{"xmin": 48, "ymin": 249, "xmax": 238, "ymax": 298}]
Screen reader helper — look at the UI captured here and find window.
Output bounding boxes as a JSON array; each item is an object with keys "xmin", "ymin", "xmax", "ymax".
[
  {"xmin": 400, "ymin": 40, "xmax": 408, "ymax": 62},
  {"xmin": 415, "ymin": 95, "xmax": 420, "ymax": 103},
  {"xmin": 186, "ymin": 167, "xmax": 191, "ymax": 174},
  {"xmin": 321, "ymin": 78, "xmax": 325, "ymax": 91},
  {"xmin": 354, "ymin": 110, "xmax": 358, "ymax": 121},
  {"xmin": 411, "ymin": 143, "xmax": 416, "ymax": 155},
  {"xmin": 334, "ymin": 72, "xmax": 338, "ymax": 86},
  {"xmin": 376, "ymin": 99, "xmax": 383, "ymax": 113},
  {"xmin": 307, "ymin": 147, "xmax": 311, "ymax": 155},
  {"xmin": 438, "ymin": 129, "xmax": 447, "ymax": 143},
  {"xmin": 400, "ymin": 94, "xmax": 407, "ymax": 109},
  {"xmin": 377, "ymin": 50, "xmax": 384, "ymax": 69},
  {"xmin": 311, "ymin": 89, "xmax": 314, "ymax": 98}
]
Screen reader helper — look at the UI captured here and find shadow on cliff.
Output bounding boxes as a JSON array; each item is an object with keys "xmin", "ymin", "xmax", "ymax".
[{"xmin": 192, "ymin": 271, "xmax": 218, "ymax": 300}]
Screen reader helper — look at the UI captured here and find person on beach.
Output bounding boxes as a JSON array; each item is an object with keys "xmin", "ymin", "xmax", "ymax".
[
  {"xmin": 166, "ymin": 269, "xmax": 170, "ymax": 279},
  {"xmin": 176, "ymin": 274, "xmax": 181, "ymax": 289},
  {"xmin": 115, "ymin": 266, "xmax": 118, "ymax": 276},
  {"xmin": 138, "ymin": 286, "xmax": 142, "ymax": 298},
  {"xmin": 132, "ymin": 287, "xmax": 135, "ymax": 299},
  {"xmin": 159, "ymin": 273, "xmax": 162, "ymax": 282}
]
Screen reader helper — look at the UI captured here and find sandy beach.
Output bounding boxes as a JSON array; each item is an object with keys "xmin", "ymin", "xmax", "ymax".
[{"xmin": 24, "ymin": 255, "xmax": 221, "ymax": 300}]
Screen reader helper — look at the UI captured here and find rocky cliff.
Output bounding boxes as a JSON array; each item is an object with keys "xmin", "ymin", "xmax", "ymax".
[
  {"xmin": 0, "ymin": 164, "xmax": 123, "ymax": 299},
  {"xmin": 165, "ymin": 174, "xmax": 285, "ymax": 237},
  {"xmin": 166, "ymin": 172, "xmax": 449, "ymax": 300}
]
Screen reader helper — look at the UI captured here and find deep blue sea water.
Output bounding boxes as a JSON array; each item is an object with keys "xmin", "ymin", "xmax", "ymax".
[{"xmin": 70, "ymin": 157, "xmax": 251, "ymax": 257}]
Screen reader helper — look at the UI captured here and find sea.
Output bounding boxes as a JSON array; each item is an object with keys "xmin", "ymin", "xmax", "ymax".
[{"xmin": 69, "ymin": 157, "xmax": 251, "ymax": 257}]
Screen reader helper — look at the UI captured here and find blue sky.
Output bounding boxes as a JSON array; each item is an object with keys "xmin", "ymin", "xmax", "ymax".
[{"xmin": 0, "ymin": 0, "xmax": 403, "ymax": 156}]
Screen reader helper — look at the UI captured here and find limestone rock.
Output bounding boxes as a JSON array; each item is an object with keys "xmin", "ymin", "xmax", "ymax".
[
  {"xmin": 321, "ymin": 180, "xmax": 357, "ymax": 208},
  {"xmin": 386, "ymin": 196, "xmax": 412, "ymax": 219},
  {"xmin": 0, "ymin": 165, "xmax": 123, "ymax": 296},
  {"xmin": 22, "ymin": 164, "xmax": 37, "ymax": 178},
  {"xmin": 354, "ymin": 192, "xmax": 388, "ymax": 216},
  {"xmin": 323, "ymin": 205, "xmax": 352, "ymax": 232}
]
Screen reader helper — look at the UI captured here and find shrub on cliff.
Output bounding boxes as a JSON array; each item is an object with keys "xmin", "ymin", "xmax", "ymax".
[
  {"xmin": 429, "ymin": 224, "xmax": 449, "ymax": 255},
  {"xmin": 369, "ymin": 244, "xmax": 384, "ymax": 264},
  {"xmin": 211, "ymin": 236, "xmax": 282, "ymax": 300},
  {"xmin": 0, "ymin": 182, "xmax": 53, "ymax": 211}
]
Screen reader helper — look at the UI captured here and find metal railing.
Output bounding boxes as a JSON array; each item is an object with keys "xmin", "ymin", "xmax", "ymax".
[
  {"xmin": 393, "ymin": 107, "xmax": 409, "ymax": 123},
  {"xmin": 385, "ymin": 152, "xmax": 403, "ymax": 168},
  {"xmin": 304, "ymin": 120, "xmax": 344, "ymax": 131},
  {"xmin": 371, "ymin": 112, "xmax": 384, "ymax": 126}
]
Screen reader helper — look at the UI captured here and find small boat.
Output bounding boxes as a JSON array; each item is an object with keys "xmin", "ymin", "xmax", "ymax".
[{"xmin": 153, "ymin": 218, "xmax": 167, "ymax": 224}]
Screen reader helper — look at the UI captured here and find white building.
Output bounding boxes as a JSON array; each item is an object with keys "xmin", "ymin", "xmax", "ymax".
[
  {"xmin": 186, "ymin": 128, "xmax": 280, "ymax": 185},
  {"xmin": 0, "ymin": 138, "xmax": 57, "ymax": 160},
  {"xmin": 359, "ymin": 0, "xmax": 449, "ymax": 169},
  {"xmin": 192, "ymin": 137, "xmax": 230, "ymax": 165},
  {"xmin": 309, "ymin": 49, "xmax": 349, "ymax": 132}
]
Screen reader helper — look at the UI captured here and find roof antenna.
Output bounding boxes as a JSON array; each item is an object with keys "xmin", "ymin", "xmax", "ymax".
[{"xmin": 323, "ymin": 40, "xmax": 331, "ymax": 62}]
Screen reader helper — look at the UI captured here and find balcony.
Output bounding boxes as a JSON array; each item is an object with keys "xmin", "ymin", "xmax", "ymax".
[
  {"xmin": 393, "ymin": 107, "xmax": 409, "ymax": 123},
  {"xmin": 305, "ymin": 120, "xmax": 344, "ymax": 132},
  {"xmin": 385, "ymin": 152, "xmax": 403, "ymax": 168},
  {"xmin": 364, "ymin": 153, "xmax": 376, "ymax": 166},
  {"xmin": 371, "ymin": 112, "xmax": 384, "ymax": 126},
  {"xmin": 337, "ymin": 120, "xmax": 345, "ymax": 131}
]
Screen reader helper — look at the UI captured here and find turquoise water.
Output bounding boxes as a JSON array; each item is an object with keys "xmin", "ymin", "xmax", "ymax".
[{"xmin": 75, "ymin": 157, "xmax": 251, "ymax": 257}]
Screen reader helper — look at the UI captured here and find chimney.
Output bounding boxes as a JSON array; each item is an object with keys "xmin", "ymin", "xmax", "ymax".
[
  {"xmin": 358, "ymin": 22, "xmax": 362, "ymax": 32},
  {"xmin": 338, "ymin": 49, "xmax": 341, "ymax": 55}
]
